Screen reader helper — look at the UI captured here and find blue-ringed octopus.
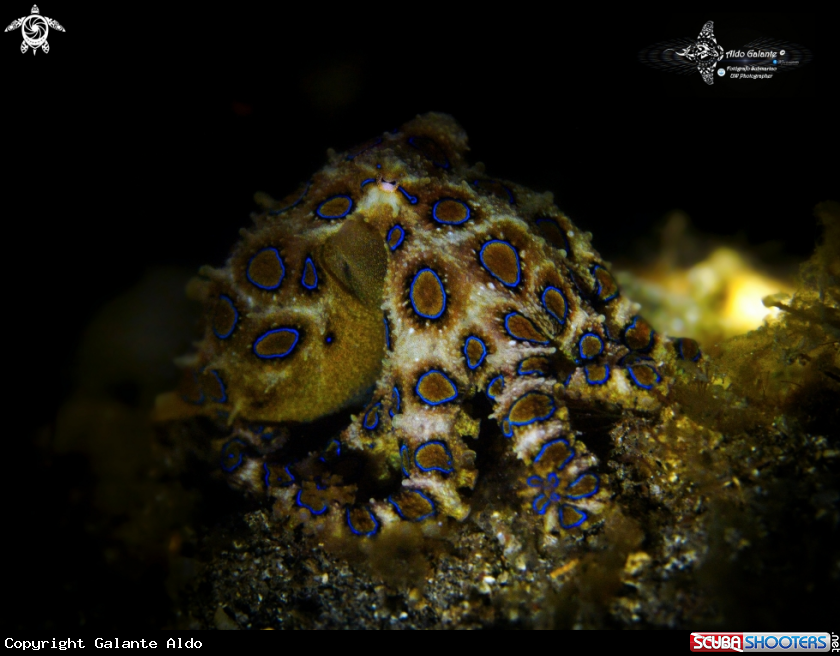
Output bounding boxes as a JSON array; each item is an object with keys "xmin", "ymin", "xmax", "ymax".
[{"xmin": 154, "ymin": 113, "xmax": 702, "ymax": 541}]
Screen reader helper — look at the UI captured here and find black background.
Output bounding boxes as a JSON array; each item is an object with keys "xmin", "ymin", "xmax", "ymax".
[{"xmin": 4, "ymin": 9, "xmax": 836, "ymax": 630}]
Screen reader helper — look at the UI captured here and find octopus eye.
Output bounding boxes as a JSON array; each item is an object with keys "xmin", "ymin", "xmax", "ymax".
[{"xmin": 479, "ymin": 240, "xmax": 521, "ymax": 288}]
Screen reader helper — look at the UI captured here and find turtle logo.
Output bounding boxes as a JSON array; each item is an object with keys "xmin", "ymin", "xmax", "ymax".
[
  {"xmin": 4, "ymin": 5, "xmax": 64, "ymax": 55},
  {"xmin": 673, "ymin": 21, "xmax": 725, "ymax": 85}
]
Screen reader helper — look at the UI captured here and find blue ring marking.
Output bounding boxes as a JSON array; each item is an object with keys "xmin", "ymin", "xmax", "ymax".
[
  {"xmin": 386, "ymin": 224, "xmax": 405, "ymax": 251},
  {"xmin": 517, "ymin": 358, "xmax": 548, "ymax": 377},
  {"xmin": 415, "ymin": 369, "xmax": 458, "ymax": 406},
  {"xmin": 346, "ymin": 506, "xmax": 380, "ymax": 537},
  {"xmin": 541, "ymin": 286, "xmax": 569, "ymax": 325},
  {"xmin": 533, "ymin": 438, "xmax": 575, "ymax": 471},
  {"xmin": 592, "ymin": 264, "xmax": 619, "ymax": 302},
  {"xmin": 527, "ymin": 475, "xmax": 543, "ymax": 488},
  {"xmin": 463, "ymin": 336, "xmax": 487, "ymax": 370},
  {"xmin": 533, "ymin": 494, "xmax": 550, "ymax": 515},
  {"xmin": 627, "ymin": 363, "xmax": 662, "ymax": 390},
  {"xmin": 410, "ymin": 268, "xmax": 447, "ymax": 320},
  {"xmin": 388, "ymin": 489, "xmax": 437, "ymax": 522},
  {"xmin": 363, "ymin": 402, "xmax": 381, "ymax": 431},
  {"xmin": 383, "ymin": 315, "xmax": 392, "ymax": 351},
  {"xmin": 253, "ymin": 328, "xmax": 300, "ymax": 359},
  {"xmin": 479, "ymin": 239, "xmax": 522, "ymax": 288},
  {"xmin": 400, "ymin": 443, "xmax": 410, "ymax": 477},
  {"xmin": 346, "ymin": 137, "xmax": 382, "ymax": 160},
  {"xmin": 584, "ymin": 364, "xmax": 611, "ymax": 386},
  {"xmin": 618, "ymin": 352, "xmax": 653, "ymax": 367},
  {"xmin": 546, "ymin": 472, "xmax": 559, "ymax": 490},
  {"xmin": 263, "ymin": 462, "xmax": 295, "ymax": 488},
  {"xmin": 256, "ymin": 425, "xmax": 276, "ymax": 441},
  {"xmin": 431, "ymin": 198, "xmax": 471, "ymax": 225},
  {"xmin": 472, "ymin": 178, "xmax": 515, "ymax": 205},
  {"xmin": 565, "ymin": 473, "xmax": 600, "ymax": 500},
  {"xmin": 578, "ymin": 332, "xmax": 604, "ymax": 361},
  {"xmin": 501, "ymin": 418, "xmax": 513, "ymax": 438},
  {"xmin": 182, "ymin": 370, "xmax": 205, "ymax": 405},
  {"xmin": 398, "ymin": 186, "xmax": 418, "ymax": 204},
  {"xmin": 208, "ymin": 370, "xmax": 228, "ymax": 403},
  {"xmin": 508, "ymin": 391, "xmax": 556, "ymax": 426},
  {"xmin": 389, "ymin": 386, "xmax": 401, "ymax": 418},
  {"xmin": 559, "ymin": 504, "xmax": 588, "ymax": 529},
  {"xmin": 486, "ymin": 374, "xmax": 505, "ymax": 401},
  {"xmin": 414, "ymin": 440, "xmax": 454, "ymax": 474},
  {"xmin": 623, "ymin": 316, "xmax": 654, "ymax": 352},
  {"xmin": 295, "ymin": 489, "xmax": 328, "ymax": 516},
  {"xmin": 213, "ymin": 295, "xmax": 238, "ymax": 340},
  {"xmin": 534, "ymin": 217, "xmax": 572, "ymax": 255},
  {"xmin": 246, "ymin": 247, "xmax": 285, "ymax": 291},
  {"xmin": 677, "ymin": 338, "xmax": 702, "ymax": 362},
  {"xmin": 301, "ymin": 256, "xmax": 318, "ymax": 290},
  {"xmin": 220, "ymin": 438, "xmax": 246, "ymax": 473},
  {"xmin": 319, "ymin": 438, "xmax": 341, "ymax": 463},
  {"xmin": 408, "ymin": 136, "xmax": 450, "ymax": 169},
  {"xmin": 268, "ymin": 181, "xmax": 311, "ymax": 216},
  {"xmin": 315, "ymin": 194, "xmax": 354, "ymax": 220},
  {"xmin": 504, "ymin": 312, "xmax": 550, "ymax": 345},
  {"xmin": 360, "ymin": 178, "xmax": 376, "ymax": 187}
]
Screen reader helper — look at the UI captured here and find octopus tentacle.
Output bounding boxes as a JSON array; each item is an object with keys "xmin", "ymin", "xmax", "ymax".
[{"xmin": 154, "ymin": 112, "xmax": 705, "ymax": 544}]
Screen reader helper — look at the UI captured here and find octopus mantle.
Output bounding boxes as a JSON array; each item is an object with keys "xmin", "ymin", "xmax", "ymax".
[{"xmin": 155, "ymin": 113, "xmax": 701, "ymax": 540}]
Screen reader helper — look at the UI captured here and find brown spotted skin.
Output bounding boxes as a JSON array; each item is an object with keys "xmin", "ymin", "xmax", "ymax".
[{"xmin": 155, "ymin": 113, "xmax": 699, "ymax": 539}]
